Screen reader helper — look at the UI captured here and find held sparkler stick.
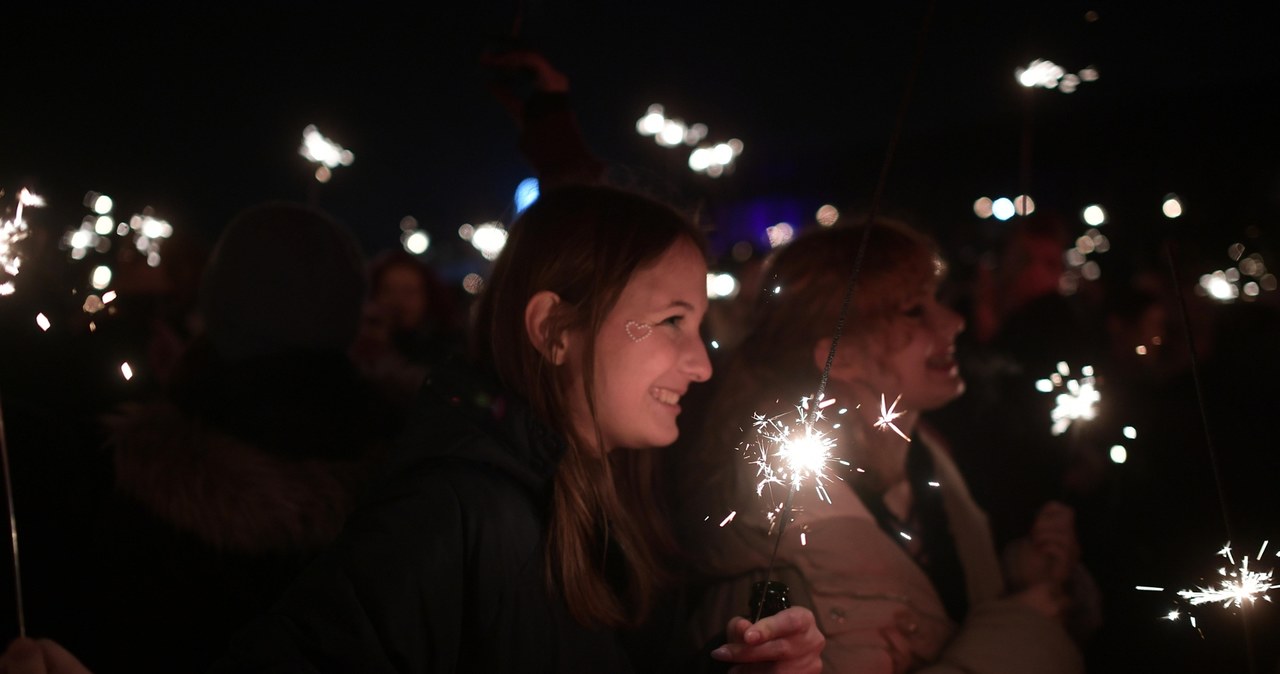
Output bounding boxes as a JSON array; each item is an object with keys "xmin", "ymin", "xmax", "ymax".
[
  {"xmin": 0, "ymin": 393, "xmax": 25, "ymax": 637},
  {"xmin": 747, "ymin": 398, "xmax": 840, "ymax": 621}
]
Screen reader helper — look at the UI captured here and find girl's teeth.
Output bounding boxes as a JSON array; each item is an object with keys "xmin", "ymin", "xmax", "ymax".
[{"xmin": 652, "ymin": 387, "xmax": 679, "ymax": 405}]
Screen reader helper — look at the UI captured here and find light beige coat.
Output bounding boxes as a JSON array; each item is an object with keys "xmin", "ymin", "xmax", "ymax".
[{"xmin": 683, "ymin": 430, "xmax": 1085, "ymax": 673}]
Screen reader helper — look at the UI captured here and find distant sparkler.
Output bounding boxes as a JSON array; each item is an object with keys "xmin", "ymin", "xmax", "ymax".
[
  {"xmin": 1035, "ymin": 361, "xmax": 1100, "ymax": 436},
  {"xmin": 1, "ymin": 189, "xmax": 44, "ymax": 296},
  {"xmin": 1016, "ymin": 59, "xmax": 1099, "ymax": 94},
  {"xmin": 299, "ymin": 124, "xmax": 354, "ymax": 183},
  {"xmin": 128, "ymin": 211, "xmax": 174, "ymax": 267}
]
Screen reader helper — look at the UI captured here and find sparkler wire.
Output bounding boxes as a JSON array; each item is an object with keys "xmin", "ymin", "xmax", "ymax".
[
  {"xmin": 1164, "ymin": 239, "xmax": 1258, "ymax": 671},
  {"xmin": 1163, "ymin": 240, "xmax": 1234, "ymax": 541},
  {"xmin": 752, "ymin": 0, "xmax": 937, "ymax": 620},
  {"xmin": 815, "ymin": 0, "xmax": 935, "ymax": 403},
  {"xmin": 0, "ymin": 392, "xmax": 25, "ymax": 637},
  {"xmin": 753, "ymin": 487, "xmax": 796, "ymax": 623}
]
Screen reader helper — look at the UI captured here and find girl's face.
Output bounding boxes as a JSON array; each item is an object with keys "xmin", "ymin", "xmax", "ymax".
[
  {"xmin": 851, "ymin": 284, "xmax": 966, "ymax": 413},
  {"xmin": 569, "ymin": 237, "xmax": 712, "ymax": 452}
]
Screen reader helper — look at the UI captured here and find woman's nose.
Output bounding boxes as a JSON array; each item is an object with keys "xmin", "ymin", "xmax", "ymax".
[
  {"xmin": 685, "ymin": 338, "xmax": 713, "ymax": 382},
  {"xmin": 934, "ymin": 304, "xmax": 965, "ymax": 337}
]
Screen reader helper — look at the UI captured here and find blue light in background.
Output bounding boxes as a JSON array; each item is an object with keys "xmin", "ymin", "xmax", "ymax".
[{"xmin": 515, "ymin": 178, "xmax": 540, "ymax": 214}]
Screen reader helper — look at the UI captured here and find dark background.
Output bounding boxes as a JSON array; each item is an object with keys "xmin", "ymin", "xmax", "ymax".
[{"xmin": 6, "ymin": 3, "xmax": 1278, "ymax": 260}]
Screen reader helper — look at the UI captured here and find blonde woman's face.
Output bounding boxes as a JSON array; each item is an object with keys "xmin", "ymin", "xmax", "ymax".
[
  {"xmin": 567, "ymin": 238, "xmax": 713, "ymax": 452},
  {"xmin": 863, "ymin": 285, "xmax": 966, "ymax": 413}
]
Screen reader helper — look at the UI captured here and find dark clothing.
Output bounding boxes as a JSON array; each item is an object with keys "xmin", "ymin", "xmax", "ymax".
[
  {"xmin": 211, "ymin": 359, "xmax": 637, "ymax": 673},
  {"xmin": 79, "ymin": 343, "xmax": 391, "ymax": 674},
  {"xmin": 853, "ymin": 434, "xmax": 969, "ymax": 624}
]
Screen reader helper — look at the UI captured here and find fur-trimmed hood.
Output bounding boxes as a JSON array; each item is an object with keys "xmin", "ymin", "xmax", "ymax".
[{"xmin": 104, "ymin": 400, "xmax": 379, "ymax": 555}]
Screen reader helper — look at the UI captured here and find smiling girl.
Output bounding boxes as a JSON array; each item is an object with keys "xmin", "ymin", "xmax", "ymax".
[{"xmin": 190, "ymin": 185, "xmax": 825, "ymax": 673}]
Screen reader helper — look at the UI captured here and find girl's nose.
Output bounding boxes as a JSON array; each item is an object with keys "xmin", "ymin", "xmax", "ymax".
[{"xmin": 685, "ymin": 338, "xmax": 713, "ymax": 382}]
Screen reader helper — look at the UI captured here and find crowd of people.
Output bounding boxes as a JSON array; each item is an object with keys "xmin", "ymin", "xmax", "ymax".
[{"xmin": 0, "ymin": 49, "xmax": 1277, "ymax": 674}]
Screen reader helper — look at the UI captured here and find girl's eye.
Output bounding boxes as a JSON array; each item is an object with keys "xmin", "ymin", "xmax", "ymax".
[
  {"xmin": 661, "ymin": 315, "xmax": 684, "ymax": 327},
  {"xmin": 902, "ymin": 304, "xmax": 925, "ymax": 318}
]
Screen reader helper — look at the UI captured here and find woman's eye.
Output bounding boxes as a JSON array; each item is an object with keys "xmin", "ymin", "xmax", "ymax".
[{"xmin": 661, "ymin": 315, "xmax": 684, "ymax": 327}]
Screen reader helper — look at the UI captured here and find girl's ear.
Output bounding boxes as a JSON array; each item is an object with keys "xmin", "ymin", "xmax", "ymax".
[
  {"xmin": 813, "ymin": 337, "xmax": 860, "ymax": 381},
  {"xmin": 525, "ymin": 290, "xmax": 570, "ymax": 365}
]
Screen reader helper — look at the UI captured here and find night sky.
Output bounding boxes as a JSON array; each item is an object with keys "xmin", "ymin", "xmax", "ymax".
[{"xmin": 7, "ymin": 4, "xmax": 1278, "ymax": 262}]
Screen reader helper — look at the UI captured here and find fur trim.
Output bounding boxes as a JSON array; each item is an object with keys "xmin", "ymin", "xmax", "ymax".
[{"xmin": 104, "ymin": 401, "xmax": 370, "ymax": 554}]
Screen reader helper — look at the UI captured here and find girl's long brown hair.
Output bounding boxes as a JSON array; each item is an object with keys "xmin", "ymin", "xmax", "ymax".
[{"xmin": 471, "ymin": 184, "xmax": 705, "ymax": 628}]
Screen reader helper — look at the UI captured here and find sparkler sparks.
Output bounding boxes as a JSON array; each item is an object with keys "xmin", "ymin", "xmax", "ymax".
[
  {"xmin": 874, "ymin": 393, "xmax": 911, "ymax": 442},
  {"xmin": 1, "ymin": 188, "xmax": 44, "ymax": 292},
  {"xmin": 748, "ymin": 396, "xmax": 842, "ymax": 506},
  {"xmin": 1035, "ymin": 362, "xmax": 1100, "ymax": 435},
  {"xmin": 1175, "ymin": 541, "xmax": 1278, "ymax": 609}
]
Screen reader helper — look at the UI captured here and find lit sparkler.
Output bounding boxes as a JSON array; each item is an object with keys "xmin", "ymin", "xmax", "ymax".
[
  {"xmin": 743, "ymin": 394, "xmax": 847, "ymax": 620},
  {"xmin": 1, "ymin": 188, "xmax": 44, "ymax": 295},
  {"xmin": 1176, "ymin": 541, "xmax": 1278, "ymax": 609},
  {"xmin": 1035, "ymin": 361, "xmax": 1100, "ymax": 436},
  {"xmin": 748, "ymin": 395, "xmax": 842, "ymax": 507},
  {"xmin": 299, "ymin": 124, "xmax": 354, "ymax": 183},
  {"xmin": 1198, "ymin": 243, "xmax": 1275, "ymax": 303},
  {"xmin": 129, "ymin": 211, "xmax": 174, "ymax": 267},
  {"xmin": 1016, "ymin": 59, "xmax": 1099, "ymax": 94}
]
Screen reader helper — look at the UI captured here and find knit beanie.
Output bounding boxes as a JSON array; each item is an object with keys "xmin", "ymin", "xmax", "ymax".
[{"xmin": 199, "ymin": 202, "xmax": 367, "ymax": 362}]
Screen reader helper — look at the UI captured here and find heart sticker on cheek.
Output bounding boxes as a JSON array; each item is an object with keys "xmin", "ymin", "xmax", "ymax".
[{"xmin": 624, "ymin": 320, "xmax": 653, "ymax": 343}]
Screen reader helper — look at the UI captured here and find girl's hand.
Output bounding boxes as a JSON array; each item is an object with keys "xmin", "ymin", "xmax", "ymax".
[
  {"xmin": 711, "ymin": 606, "xmax": 825, "ymax": 674},
  {"xmin": 0, "ymin": 638, "xmax": 91, "ymax": 674}
]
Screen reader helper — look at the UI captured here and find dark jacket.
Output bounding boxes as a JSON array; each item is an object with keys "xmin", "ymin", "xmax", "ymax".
[
  {"xmin": 210, "ymin": 358, "xmax": 637, "ymax": 673},
  {"xmin": 79, "ymin": 346, "xmax": 391, "ymax": 674}
]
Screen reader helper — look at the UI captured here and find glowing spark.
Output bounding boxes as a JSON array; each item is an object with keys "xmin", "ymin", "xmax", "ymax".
[
  {"xmin": 1165, "ymin": 610, "xmax": 1181, "ymax": 621},
  {"xmin": 748, "ymin": 396, "xmax": 839, "ymax": 505},
  {"xmin": 719, "ymin": 511, "xmax": 737, "ymax": 527},
  {"xmin": 35, "ymin": 314, "xmax": 50, "ymax": 331},
  {"xmin": 120, "ymin": 363, "xmax": 134, "ymax": 381},
  {"xmin": 1175, "ymin": 542, "xmax": 1279, "ymax": 609},
  {"xmin": 874, "ymin": 393, "xmax": 911, "ymax": 442},
  {"xmin": 800, "ymin": 533, "xmax": 808, "ymax": 546},
  {"xmin": 1135, "ymin": 586, "xmax": 1165, "ymax": 592},
  {"xmin": 1037, "ymin": 362, "xmax": 1100, "ymax": 435},
  {"xmin": 16, "ymin": 189, "xmax": 44, "ymax": 215},
  {"xmin": 899, "ymin": 531, "xmax": 913, "ymax": 541}
]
